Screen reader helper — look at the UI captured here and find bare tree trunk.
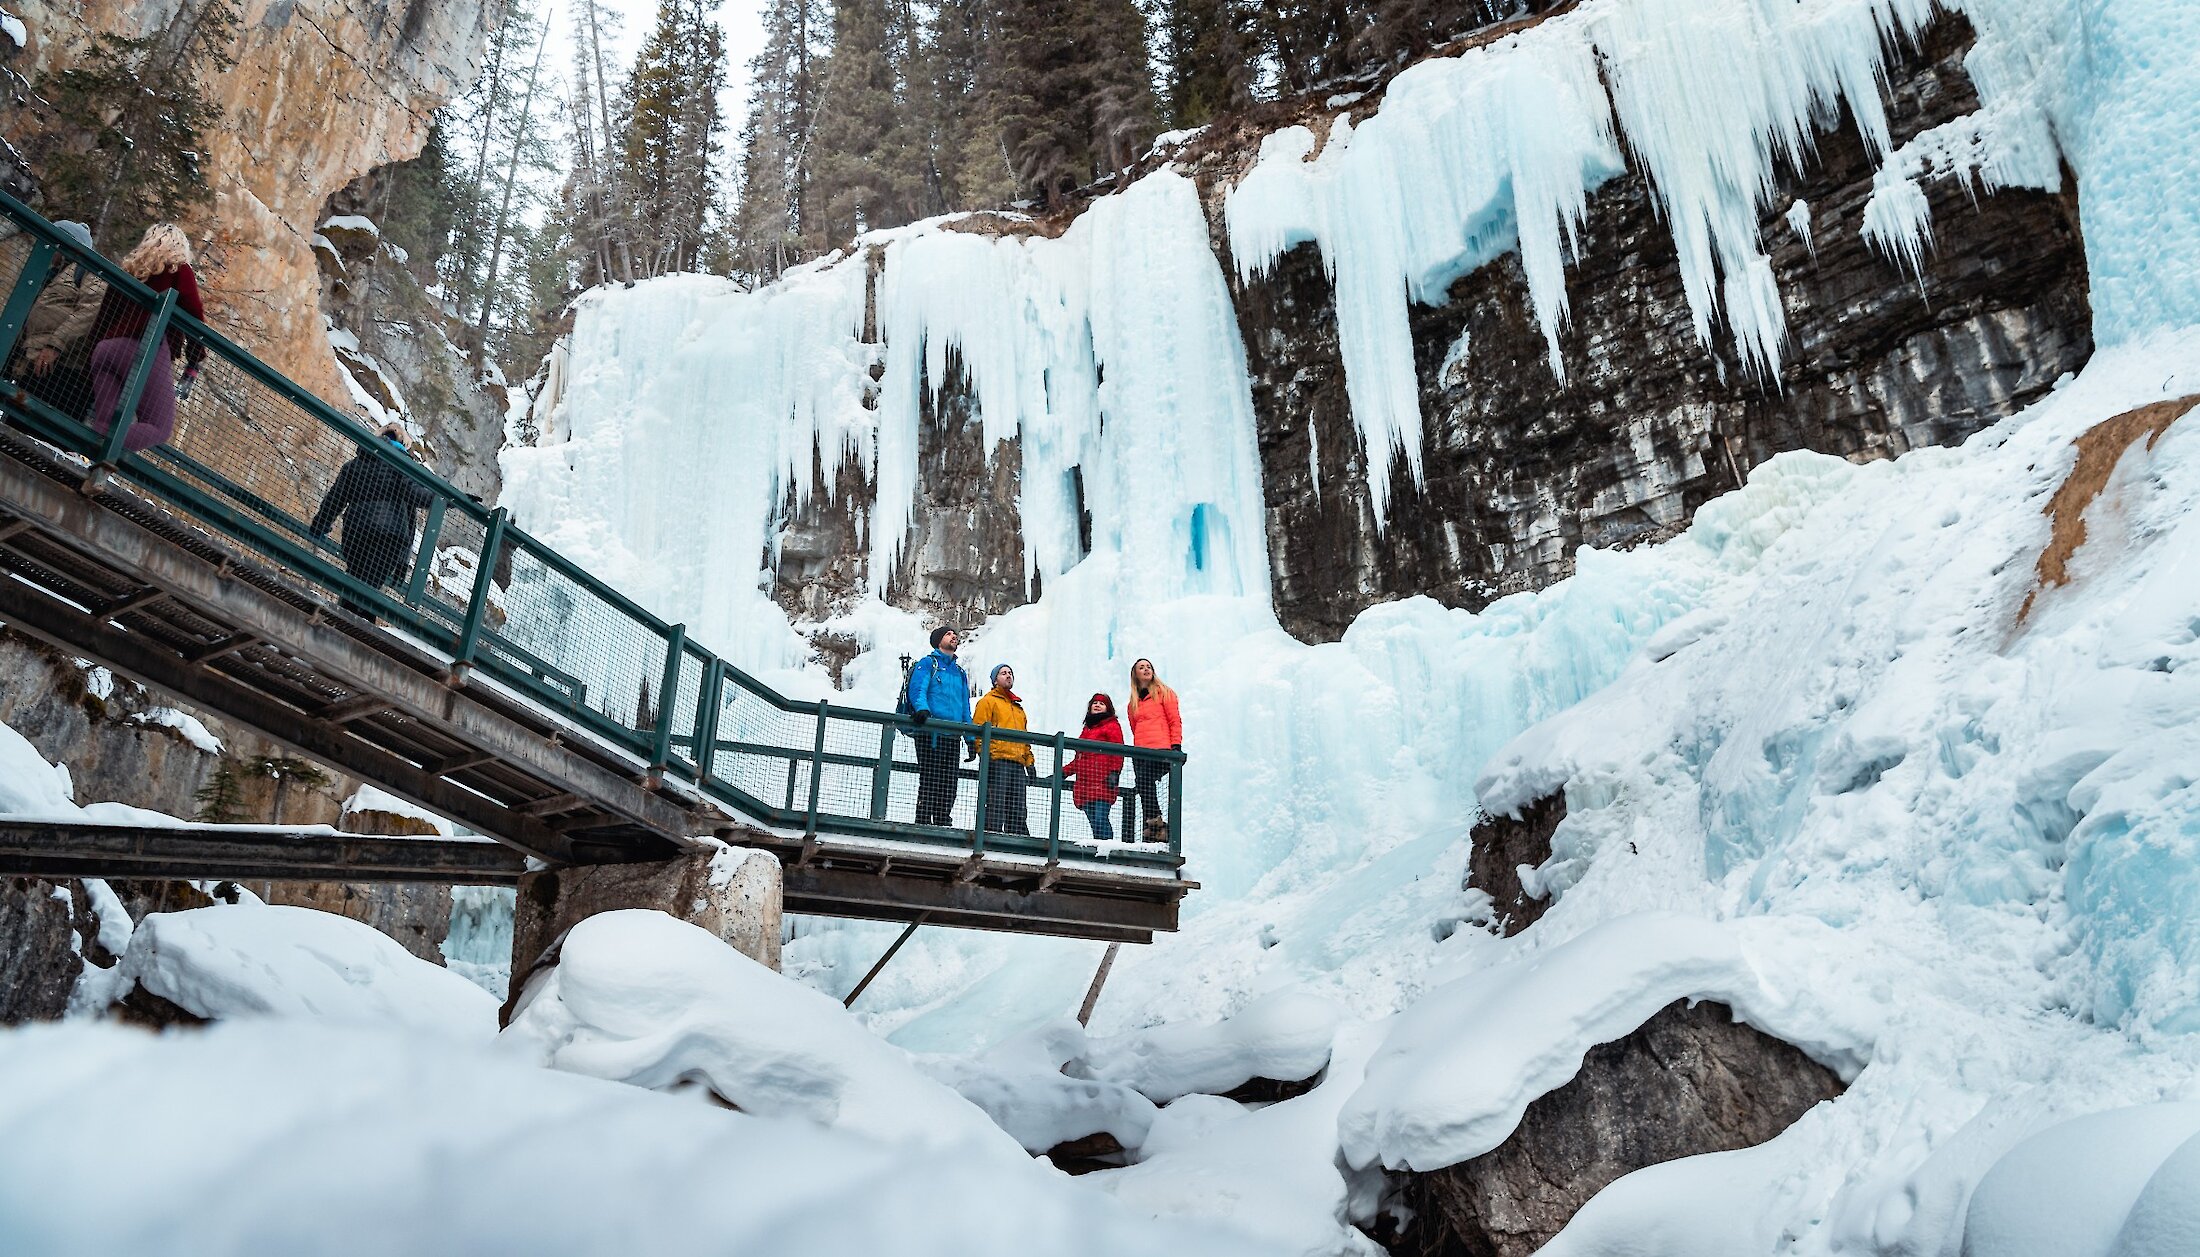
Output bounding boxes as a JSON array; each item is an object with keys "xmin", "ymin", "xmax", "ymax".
[{"xmin": 472, "ymin": 9, "xmax": 553, "ymax": 369}]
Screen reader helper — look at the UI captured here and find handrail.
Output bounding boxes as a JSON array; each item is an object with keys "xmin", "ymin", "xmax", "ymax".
[{"xmin": 0, "ymin": 190, "xmax": 1187, "ymax": 871}]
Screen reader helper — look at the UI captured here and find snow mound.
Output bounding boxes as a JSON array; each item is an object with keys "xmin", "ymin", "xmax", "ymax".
[
  {"xmin": 1092, "ymin": 1021, "xmax": 1389, "ymax": 1257},
  {"xmin": 1338, "ymin": 912, "xmax": 1858, "ymax": 1172},
  {"xmin": 503, "ymin": 909, "xmax": 1029, "ymax": 1164},
  {"xmin": 1960, "ymin": 1103, "xmax": 2200, "ymax": 1257},
  {"xmin": 0, "ymin": 1021, "xmax": 1264, "ymax": 1257},
  {"xmin": 1075, "ymin": 987, "xmax": 1346, "ymax": 1104},
  {"xmin": 917, "ymin": 1018, "xmax": 1158, "ymax": 1153},
  {"xmin": 120, "ymin": 905, "xmax": 497, "ymax": 1040}
]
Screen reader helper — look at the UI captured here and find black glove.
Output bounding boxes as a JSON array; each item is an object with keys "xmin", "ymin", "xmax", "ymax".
[
  {"xmin": 964, "ymin": 743, "xmax": 978, "ymax": 761},
  {"xmin": 175, "ymin": 365, "xmax": 200, "ymax": 401},
  {"xmin": 1171, "ymin": 743, "xmax": 1181, "ymax": 752},
  {"xmin": 1026, "ymin": 763, "xmax": 1037, "ymax": 782},
  {"xmin": 910, "ymin": 709, "xmax": 928, "ymax": 726}
]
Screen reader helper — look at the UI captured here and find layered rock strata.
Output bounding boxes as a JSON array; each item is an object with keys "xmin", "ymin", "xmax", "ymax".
[{"xmin": 1241, "ymin": 15, "xmax": 2091, "ymax": 640}]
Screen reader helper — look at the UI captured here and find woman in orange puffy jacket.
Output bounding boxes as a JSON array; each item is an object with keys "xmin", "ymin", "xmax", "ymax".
[
  {"xmin": 1124, "ymin": 658, "xmax": 1181, "ymax": 842},
  {"xmin": 1060, "ymin": 693, "xmax": 1126, "ymax": 842}
]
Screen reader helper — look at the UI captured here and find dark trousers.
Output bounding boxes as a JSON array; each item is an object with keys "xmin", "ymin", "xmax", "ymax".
[
  {"xmin": 339, "ymin": 527, "xmax": 411, "ymax": 619},
  {"xmin": 1127, "ymin": 759, "xmax": 1168, "ymax": 839},
  {"xmin": 913, "ymin": 735, "xmax": 960, "ymax": 826},
  {"xmin": 984, "ymin": 758, "xmax": 1031, "ymax": 836}
]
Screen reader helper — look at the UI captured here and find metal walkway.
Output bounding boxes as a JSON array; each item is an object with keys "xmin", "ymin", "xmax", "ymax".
[{"xmin": 0, "ymin": 193, "xmax": 1189, "ymax": 943}]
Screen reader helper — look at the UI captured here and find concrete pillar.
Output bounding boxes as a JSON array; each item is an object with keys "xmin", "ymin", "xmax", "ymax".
[{"xmin": 508, "ymin": 845, "xmax": 782, "ymax": 1008}]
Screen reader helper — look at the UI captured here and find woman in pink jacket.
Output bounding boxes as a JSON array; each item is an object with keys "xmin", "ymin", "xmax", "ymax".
[{"xmin": 1124, "ymin": 658, "xmax": 1181, "ymax": 842}]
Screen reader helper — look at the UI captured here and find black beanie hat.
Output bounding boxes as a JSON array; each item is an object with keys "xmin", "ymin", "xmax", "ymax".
[{"xmin": 929, "ymin": 626, "xmax": 954, "ymax": 648}]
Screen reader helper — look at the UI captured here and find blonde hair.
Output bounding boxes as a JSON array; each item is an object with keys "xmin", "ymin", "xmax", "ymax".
[
  {"xmin": 120, "ymin": 223, "xmax": 193, "ymax": 279},
  {"xmin": 1125, "ymin": 658, "xmax": 1174, "ymax": 721}
]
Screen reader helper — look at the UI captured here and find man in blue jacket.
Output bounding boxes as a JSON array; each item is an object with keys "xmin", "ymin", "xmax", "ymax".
[{"xmin": 907, "ymin": 626, "xmax": 974, "ymax": 825}]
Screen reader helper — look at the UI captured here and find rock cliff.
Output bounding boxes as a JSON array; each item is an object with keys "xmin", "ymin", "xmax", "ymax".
[
  {"xmin": 9, "ymin": 0, "xmax": 495, "ymax": 422},
  {"xmin": 1242, "ymin": 14, "xmax": 2090, "ymax": 640},
  {"xmin": 760, "ymin": 15, "xmax": 2090, "ymax": 647}
]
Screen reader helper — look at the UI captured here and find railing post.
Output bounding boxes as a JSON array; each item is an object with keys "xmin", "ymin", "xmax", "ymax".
[
  {"xmin": 0, "ymin": 238, "xmax": 57, "ymax": 369},
  {"xmin": 647, "ymin": 624, "xmax": 686, "ymax": 780},
  {"xmin": 692, "ymin": 658, "xmax": 724, "ymax": 787},
  {"xmin": 804, "ymin": 699, "xmax": 828, "ymax": 837},
  {"xmin": 971, "ymin": 725, "xmax": 993, "ymax": 854},
  {"xmin": 870, "ymin": 724, "xmax": 895, "ymax": 820},
  {"xmin": 97, "ymin": 289, "xmax": 178, "ymax": 466},
  {"xmin": 450, "ymin": 507, "xmax": 507, "ymax": 682},
  {"xmin": 1048, "ymin": 731, "xmax": 1065, "ymax": 860},
  {"xmin": 1167, "ymin": 758, "xmax": 1184, "ymax": 861},
  {"xmin": 402, "ymin": 495, "xmax": 447, "ymax": 604}
]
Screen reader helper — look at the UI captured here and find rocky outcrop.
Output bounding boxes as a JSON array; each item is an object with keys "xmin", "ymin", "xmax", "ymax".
[
  {"xmin": 752, "ymin": 17, "xmax": 2088, "ymax": 649},
  {"xmin": 10, "ymin": 0, "xmax": 495, "ymax": 416},
  {"xmin": 1240, "ymin": 14, "xmax": 2091, "ymax": 641},
  {"xmin": 316, "ymin": 169, "xmax": 506, "ymax": 500},
  {"xmin": 1391, "ymin": 1000, "xmax": 1845, "ymax": 1257},
  {"xmin": 1467, "ymin": 793, "xmax": 1564, "ymax": 937},
  {"xmin": 774, "ymin": 359, "xmax": 1034, "ymax": 629}
]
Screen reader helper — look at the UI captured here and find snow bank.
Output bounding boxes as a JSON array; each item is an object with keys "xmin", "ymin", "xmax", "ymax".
[
  {"xmin": 504, "ymin": 909, "xmax": 1030, "ymax": 1165},
  {"xmin": 1092, "ymin": 1021, "xmax": 1390, "ymax": 1257},
  {"xmin": 0, "ymin": 1021, "xmax": 1263, "ymax": 1257},
  {"xmin": 1075, "ymin": 988, "xmax": 1346, "ymax": 1103},
  {"xmin": 1959, "ymin": 1103, "xmax": 2200, "ymax": 1257},
  {"xmin": 917, "ymin": 1018, "xmax": 1159, "ymax": 1153},
  {"xmin": 1338, "ymin": 913, "xmax": 1856, "ymax": 1172},
  {"xmin": 120, "ymin": 905, "xmax": 498, "ymax": 1040},
  {"xmin": 0, "ymin": 716, "xmax": 198, "ymax": 827}
]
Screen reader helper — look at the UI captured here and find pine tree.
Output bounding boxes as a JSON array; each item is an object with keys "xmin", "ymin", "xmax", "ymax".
[
  {"xmin": 804, "ymin": 0, "xmax": 920, "ymax": 249},
  {"xmin": 1082, "ymin": 0, "xmax": 1160, "ymax": 180},
  {"xmin": 616, "ymin": 0, "xmax": 728, "ymax": 275},
  {"xmin": 34, "ymin": 0, "xmax": 242, "ymax": 246},
  {"xmin": 732, "ymin": 0, "xmax": 824, "ymax": 281},
  {"xmin": 919, "ymin": 0, "xmax": 1015, "ymax": 212},
  {"xmin": 1158, "ymin": 0, "xmax": 1253, "ymax": 130},
  {"xmin": 193, "ymin": 764, "xmax": 248, "ymax": 825}
]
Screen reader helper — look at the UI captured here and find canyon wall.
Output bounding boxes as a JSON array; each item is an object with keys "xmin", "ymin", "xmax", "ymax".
[
  {"xmin": 9, "ymin": 0, "xmax": 496, "ymax": 426},
  {"xmin": 771, "ymin": 14, "xmax": 2091, "ymax": 646}
]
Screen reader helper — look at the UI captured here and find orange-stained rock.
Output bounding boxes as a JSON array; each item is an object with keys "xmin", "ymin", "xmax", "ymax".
[{"xmin": 11, "ymin": 1, "xmax": 491, "ymax": 413}]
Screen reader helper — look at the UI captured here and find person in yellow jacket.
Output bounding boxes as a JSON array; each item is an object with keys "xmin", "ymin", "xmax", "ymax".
[{"xmin": 972, "ymin": 662, "xmax": 1034, "ymax": 836}]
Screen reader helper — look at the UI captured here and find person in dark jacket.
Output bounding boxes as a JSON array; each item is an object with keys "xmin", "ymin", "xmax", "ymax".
[
  {"xmin": 905, "ymin": 626, "xmax": 974, "ymax": 825},
  {"xmin": 310, "ymin": 424, "xmax": 434, "ymax": 621},
  {"xmin": 86, "ymin": 223, "xmax": 206, "ymax": 454}
]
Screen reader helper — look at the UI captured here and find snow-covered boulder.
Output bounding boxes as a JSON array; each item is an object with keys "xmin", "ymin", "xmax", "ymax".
[
  {"xmin": 503, "ymin": 909, "xmax": 1028, "ymax": 1165},
  {"xmin": 917, "ymin": 1018, "xmax": 1158, "ymax": 1155},
  {"xmin": 1074, "ymin": 987, "xmax": 1346, "ymax": 1104},
  {"xmin": 118, "ymin": 905, "xmax": 498, "ymax": 1041}
]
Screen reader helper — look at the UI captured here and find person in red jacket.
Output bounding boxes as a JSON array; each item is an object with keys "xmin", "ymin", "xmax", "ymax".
[
  {"xmin": 1060, "ymin": 693, "xmax": 1126, "ymax": 842},
  {"xmin": 1124, "ymin": 658, "xmax": 1182, "ymax": 843},
  {"xmin": 86, "ymin": 222, "xmax": 206, "ymax": 454}
]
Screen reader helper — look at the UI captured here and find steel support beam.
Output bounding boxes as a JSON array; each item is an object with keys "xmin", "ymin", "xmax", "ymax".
[
  {"xmin": 0, "ymin": 576, "xmax": 583, "ymax": 862},
  {"xmin": 0, "ymin": 821, "xmax": 530, "ymax": 885},
  {"xmin": 779, "ymin": 862, "xmax": 1171, "ymax": 943}
]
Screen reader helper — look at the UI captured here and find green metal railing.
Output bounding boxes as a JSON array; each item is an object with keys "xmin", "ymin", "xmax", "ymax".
[{"xmin": 0, "ymin": 191, "xmax": 1185, "ymax": 869}]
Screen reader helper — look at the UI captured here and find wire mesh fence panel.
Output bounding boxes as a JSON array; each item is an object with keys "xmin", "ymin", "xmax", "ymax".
[
  {"xmin": 485, "ymin": 535, "xmax": 670, "ymax": 755},
  {"xmin": 707, "ymin": 677, "xmax": 827, "ymax": 814},
  {"xmin": 664, "ymin": 647, "xmax": 709, "ymax": 773},
  {"xmin": 0, "ymin": 232, "xmax": 108, "ymax": 434}
]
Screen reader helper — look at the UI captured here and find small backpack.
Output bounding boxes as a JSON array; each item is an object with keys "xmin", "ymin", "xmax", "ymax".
[{"xmin": 894, "ymin": 655, "xmax": 922, "ymax": 737}]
